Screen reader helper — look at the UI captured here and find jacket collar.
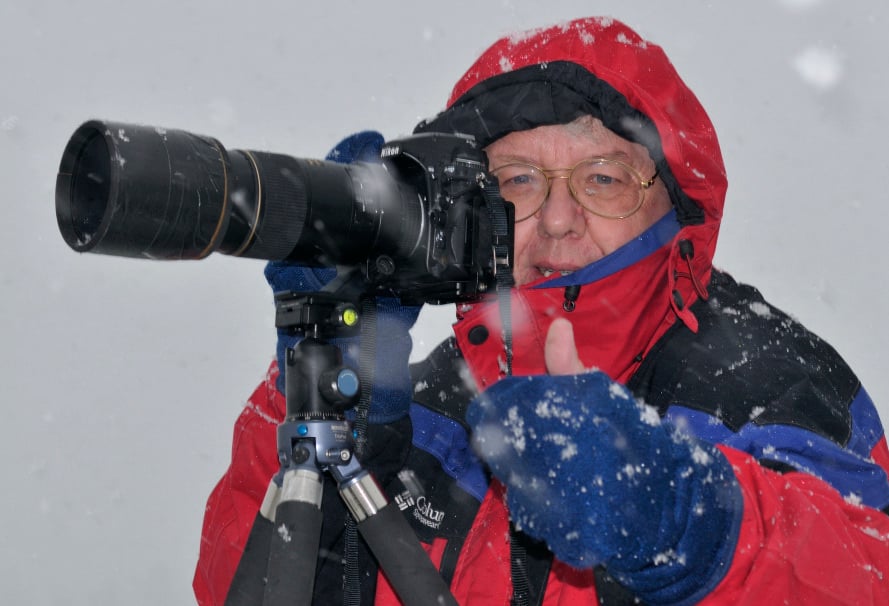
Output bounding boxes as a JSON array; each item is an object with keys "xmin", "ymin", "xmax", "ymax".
[{"xmin": 454, "ymin": 213, "xmax": 683, "ymax": 388}]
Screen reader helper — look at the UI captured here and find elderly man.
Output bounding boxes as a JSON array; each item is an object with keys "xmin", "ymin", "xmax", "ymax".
[{"xmin": 196, "ymin": 16, "xmax": 889, "ymax": 605}]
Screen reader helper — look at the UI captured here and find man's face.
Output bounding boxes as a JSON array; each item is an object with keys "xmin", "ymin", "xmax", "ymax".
[{"xmin": 485, "ymin": 118, "xmax": 673, "ymax": 287}]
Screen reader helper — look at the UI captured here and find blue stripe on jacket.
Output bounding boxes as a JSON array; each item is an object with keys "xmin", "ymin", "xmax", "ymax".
[
  {"xmin": 410, "ymin": 403, "xmax": 489, "ymax": 502},
  {"xmin": 663, "ymin": 386, "xmax": 889, "ymax": 510}
]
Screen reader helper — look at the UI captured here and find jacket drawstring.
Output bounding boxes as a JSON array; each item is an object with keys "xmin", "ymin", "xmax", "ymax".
[
  {"xmin": 562, "ymin": 285, "xmax": 581, "ymax": 312},
  {"xmin": 675, "ymin": 239, "xmax": 709, "ymax": 301},
  {"xmin": 668, "ymin": 237, "xmax": 707, "ymax": 334}
]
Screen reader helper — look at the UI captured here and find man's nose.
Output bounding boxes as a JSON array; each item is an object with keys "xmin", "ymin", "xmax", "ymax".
[{"xmin": 537, "ymin": 177, "xmax": 586, "ymax": 238}]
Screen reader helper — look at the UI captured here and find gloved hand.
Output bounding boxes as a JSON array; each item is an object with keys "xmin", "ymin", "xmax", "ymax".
[
  {"xmin": 466, "ymin": 372, "xmax": 743, "ymax": 604},
  {"xmin": 265, "ymin": 130, "xmax": 422, "ymax": 424}
]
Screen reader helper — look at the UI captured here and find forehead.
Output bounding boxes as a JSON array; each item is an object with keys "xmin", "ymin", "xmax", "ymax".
[{"xmin": 485, "ymin": 117, "xmax": 651, "ymax": 166}]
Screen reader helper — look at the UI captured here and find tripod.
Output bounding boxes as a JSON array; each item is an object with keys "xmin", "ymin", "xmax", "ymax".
[{"xmin": 224, "ymin": 291, "xmax": 458, "ymax": 606}]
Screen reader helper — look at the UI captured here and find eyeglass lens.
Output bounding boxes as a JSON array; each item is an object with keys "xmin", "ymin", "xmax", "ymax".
[{"xmin": 494, "ymin": 159, "xmax": 646, "ymax": 220}]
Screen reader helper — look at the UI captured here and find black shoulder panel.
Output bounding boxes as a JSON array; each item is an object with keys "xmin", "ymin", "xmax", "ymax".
[
  {"xmin": 410, "ymin": 337, "xmax": 478, "ymax": 430},
  {"xmin": 629, "ymin": 271, "xmax": 860, "ymax": 446}
]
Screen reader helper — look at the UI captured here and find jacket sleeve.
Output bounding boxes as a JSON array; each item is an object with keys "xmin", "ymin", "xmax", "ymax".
[
  {"xmin": 688, "ymin": 386, "xmax": 889, "ymax": 605},
  {"xmin": 193, "ymin": 361, "xmax": 284, "ymax": 606},
  {"xmin": 628, "ymin": 274, "xmax": 889, "ymax": 604},
  {"xmin": 703, "ymin": 445, "xmax": 889, "ymax": 605}
]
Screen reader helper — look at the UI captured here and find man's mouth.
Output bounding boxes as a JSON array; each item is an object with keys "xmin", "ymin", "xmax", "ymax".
[{"xmin": 538, "ymin": 267, "xmax": 576, "ymax": 278}]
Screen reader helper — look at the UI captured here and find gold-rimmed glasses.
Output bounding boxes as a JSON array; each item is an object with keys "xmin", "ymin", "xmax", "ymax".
[{"xmin": 491, "ymin": 158, "xmax": 659, "ymax": 222}]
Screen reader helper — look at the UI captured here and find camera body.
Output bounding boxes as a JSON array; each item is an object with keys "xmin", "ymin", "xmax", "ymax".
[{"xmin": 56, "ymin": 120, "xmax": 513, "ymax": 304}]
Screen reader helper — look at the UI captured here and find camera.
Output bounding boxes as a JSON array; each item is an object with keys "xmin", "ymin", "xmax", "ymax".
[{"xmin": 55, "ymin": 120, "xmax": 513, "ymax": 304}]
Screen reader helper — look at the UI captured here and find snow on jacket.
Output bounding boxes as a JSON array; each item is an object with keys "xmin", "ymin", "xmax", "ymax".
[{"xmin": 194, "ymin": 17, "xmax": 889, "ymax": 604}]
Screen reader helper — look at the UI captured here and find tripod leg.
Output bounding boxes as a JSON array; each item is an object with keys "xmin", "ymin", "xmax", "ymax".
[
  {"xmin": 262, "ymin": 469, "xmax": 324, "ymax": 606},
  {"xmin": 224, "ymin": 511, "xmax": 274, "ymax": 606},
  {"xmin": 224, "ymin": 482, "xmax": 280, "ymax": 606},
  {"xmin": 224, "ymin": 470, "xmax": 325, "ymax": 606},
  {"xmin": 339, "ymin": 472, "xmax": 458, "ymax": 606},
  {"xmin": 358, "ymin": 503, "xmax": 458, "ymax": 606}
]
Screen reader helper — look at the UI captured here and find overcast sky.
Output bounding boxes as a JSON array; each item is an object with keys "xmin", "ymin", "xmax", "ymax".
[{"xmin": 2, "ymin": 1, "xmax": 888, "ymax": 603}]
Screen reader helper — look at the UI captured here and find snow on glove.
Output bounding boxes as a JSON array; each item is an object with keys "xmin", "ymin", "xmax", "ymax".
[
  {"xmin": 467, "ymin": 372, "xmax": 743, "ymax": 604},
  {"xmin": 264, "ymin": 130, "xmax": 421, "ymax": 423}
]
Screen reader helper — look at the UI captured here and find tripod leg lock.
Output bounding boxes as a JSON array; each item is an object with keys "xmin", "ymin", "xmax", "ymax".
[
  {"xmin": 281, "ymin": 468, "xmax": 323, "ymax": 507},
  {"xmin": 339, "ymin": 472, "xmax": 387, "ymax": 522},
  {"xmin": 260, "ymin": 469, "xmax": 324, "ymax": 522}
]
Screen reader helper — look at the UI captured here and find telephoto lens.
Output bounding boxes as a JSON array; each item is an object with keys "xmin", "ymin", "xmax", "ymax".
[{"xmin": 55, "ymin": 120, "xmax": 420, "ymax": 263}]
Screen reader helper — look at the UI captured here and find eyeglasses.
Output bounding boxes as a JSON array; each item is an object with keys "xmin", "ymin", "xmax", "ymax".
[{"xmin": 490, "ymin": 158, "xmax": 659, "ymax": 222}]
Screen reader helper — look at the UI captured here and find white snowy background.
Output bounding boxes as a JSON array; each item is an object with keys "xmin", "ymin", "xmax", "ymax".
[{"xmin": 1, "ymin": 0, "xmax": 887, "ymax": 603}]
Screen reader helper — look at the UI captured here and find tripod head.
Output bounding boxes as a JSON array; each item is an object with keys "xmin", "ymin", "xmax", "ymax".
[
  {"xmin": 275, "ymin": 290, "xmax": 361, "ymax": 416},
  {"xmin": 272, "ymin": 290, "xmax": 367, "ymax": 481}
]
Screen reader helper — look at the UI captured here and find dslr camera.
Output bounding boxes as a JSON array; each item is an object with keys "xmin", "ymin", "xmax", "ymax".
[{"xmin": 55, "ymin": 120, "xmax": 513, "ymax": 304}]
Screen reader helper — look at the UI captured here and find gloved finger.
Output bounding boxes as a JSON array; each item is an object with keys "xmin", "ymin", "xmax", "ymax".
[
  {"xmin": 264, "ymin": 262, "xmax": 336, "ymax": 295},
  {"xmin": 545, "ymin": 318, "xmax": 587, "ymax": 375},
  {"xmin": 326, "ymin": 130, "xmax": 385, "ymax": 164}
]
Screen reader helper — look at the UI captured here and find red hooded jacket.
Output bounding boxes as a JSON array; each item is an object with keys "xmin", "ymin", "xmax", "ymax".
[{"xmin": 195, "ymin": 17, "xmax": 889, "ymax": 605}]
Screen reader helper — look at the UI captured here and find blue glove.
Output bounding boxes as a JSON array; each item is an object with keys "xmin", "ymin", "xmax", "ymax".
[
  {"xmin": 466, "ymin": 373, "xmax": 743, "ymax": 604},
  {"xmin": 265, "ymin": 130, "xmax": 422, "ymax": 424}
]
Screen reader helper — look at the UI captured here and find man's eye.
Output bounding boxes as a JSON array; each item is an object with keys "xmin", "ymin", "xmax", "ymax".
[
  {"xmin": 578, "ymin": 169, "xmax": 626, "ymax": 193},
  {"xmin": 506, "ymin": 174, "xmax": 535, "ymax": 186}
]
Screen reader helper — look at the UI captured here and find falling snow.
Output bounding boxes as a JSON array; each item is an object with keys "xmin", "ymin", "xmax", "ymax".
[
  {"xmin": 277, "ymin": 524, "xmax": 292, "ymax": 543},
  {"xmin": 691, "ymin": 445, "xmax": 713, "ymax": 466},
  {"xmin": 535, "ymin": 399, "xmax": 575, "ymax": 421},
  {"xmin": 748, "ymin": 301, "xmax": 774, "ymax": 319},
  {"xmin": 845, "ymin": 493, "xmax": 864, "ymax": 507},
  {"xmin": 615, "ymin": 32, "xmax": 647, "ymax": 49},
  {"xmin": 860, "ymin": 526, "xmax": 889, "ymax": 542},
  {"xmin": 792, "ymin": 45, "xmax": 843, "ymax": 91},
  {"xmin": 505, "ymin": 405, "xmax": 527, "ymax": 453},
  {"xmin": 544, "ymin": 432, "xmax": 578, "ymax": 460},
  {"xmin": 639, "ymin": 403, "xmax": 661, "ymax": 427},
  {"xmin": 609, "ymin": 382, "xmax": 630, "ymax": 400},
  {"xmin": 778, "ymin": 0, "xmax": 826, "ymax": 8},
  {"xmin": 1, "ymin": 115, "xmax": 19, "ymax": 130}
]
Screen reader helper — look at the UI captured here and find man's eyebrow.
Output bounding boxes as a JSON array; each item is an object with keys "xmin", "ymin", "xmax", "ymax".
[
  {"xmin": 489, "ymin": 149, "xmax": 635, "ymax": 166},
  {"xmin": 605, "ymin": 150, "xmax": 632, "ymax": 162},
  {"xmin": 488, "ymin": 153, "xmax": 534, "ymax": 165}
]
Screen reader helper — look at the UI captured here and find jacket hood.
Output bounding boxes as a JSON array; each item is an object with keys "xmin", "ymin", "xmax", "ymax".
[{"xmin": 416, "ymin": 16, "xmax": 726, "ymax": 331}]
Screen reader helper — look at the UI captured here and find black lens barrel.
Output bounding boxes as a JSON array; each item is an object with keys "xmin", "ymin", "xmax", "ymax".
[
  {"xmin": 55, "ymin": 120, "xmax": 420, "ymax": 265},
  {"xmin": 56, "ymin": 120, "xmax": 243, "ymax": 259}
]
